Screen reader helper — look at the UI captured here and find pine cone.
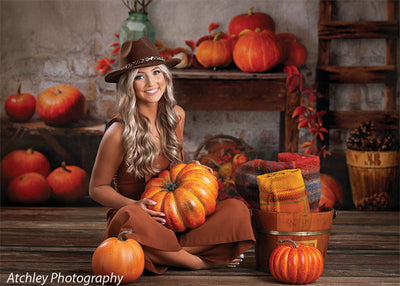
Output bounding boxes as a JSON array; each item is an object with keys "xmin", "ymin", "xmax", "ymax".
[{"xmin": 356, "ymin": 192, "xmax": 390, "ymax": 211}]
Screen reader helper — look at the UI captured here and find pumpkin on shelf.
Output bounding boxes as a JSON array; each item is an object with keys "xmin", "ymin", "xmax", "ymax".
[
  {"xmin": 36, "ymin": 84, "xmax": 86, "ymax": 125},
  {"xmin": 269, "ymin": 239, "xmax": 324, "ymax": 284},
  {"xmin": 5, "ymin": 83, "xmax": 36, "ymax": 122},
  {"xmin": 46, "ymin": 162, "xmax": 89, "ymax": 203},
  {"xmin": 233, "ymin": 28, "xmax": 282, "ymax": 73},
  {"xmin": 195, "ymin": 31, "xmax": 233, "ymax": 69},
  {"xmin": 7, "ymin": 172, "xmax": 51, "ymax": 204},
  {"xmin": 141, "ymin": 163, "xmax": 218, "ymax": 232},
  {"xmin": 0, "ymin": 148, "xmax": 51, "ymax": 185},
  {"xmin": 92, "ymin": 229, "xmax": 145, "ymax": 284},
  {"xmin": 228, "ymin": 7, "xmax": 275, "ymax": 36}
]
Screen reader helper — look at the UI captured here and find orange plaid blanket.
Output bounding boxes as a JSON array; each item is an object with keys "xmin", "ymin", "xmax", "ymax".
[{"xmin": 257, "ymin": 169, "xmax": 310, "ymax": 213}]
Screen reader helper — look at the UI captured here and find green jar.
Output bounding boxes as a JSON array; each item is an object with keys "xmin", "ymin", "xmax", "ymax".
[{"xmin": 119, "ymin": 12, "xmax": 155, "ymax": 46}]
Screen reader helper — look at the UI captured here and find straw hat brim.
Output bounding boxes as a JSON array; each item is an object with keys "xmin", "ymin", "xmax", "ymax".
[{"xmin": 105, "ymin": 58, "xmax": 181, "ymax": 83}]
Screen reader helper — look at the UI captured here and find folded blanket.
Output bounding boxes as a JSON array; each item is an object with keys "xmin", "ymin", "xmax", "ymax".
[
  {"xmin": 257, "ymin": 169, "xmax": 310, "ymax": 213},
  {"xmin": 235, "ymin": 159, "xmax": 293, "ymax": 209},
  {"xmin": 278, "ymin": 153, "xmax": 321, "ymax": 210}
]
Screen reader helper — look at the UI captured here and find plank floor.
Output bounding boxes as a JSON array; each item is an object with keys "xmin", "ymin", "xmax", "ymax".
[{"xmin": 1, "ymin": 207, "xmax": 399, "ymax": 285}]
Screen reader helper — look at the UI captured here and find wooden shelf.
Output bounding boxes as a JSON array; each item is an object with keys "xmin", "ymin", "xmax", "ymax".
[{"xmin": 171, "ymin": 69, "xmax": 299, "ymax": 152}]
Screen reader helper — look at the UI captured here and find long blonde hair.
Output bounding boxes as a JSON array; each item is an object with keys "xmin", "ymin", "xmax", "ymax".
[{"xmin": 116, "ymin": 64, "xmax": 182, "ymax": 177}]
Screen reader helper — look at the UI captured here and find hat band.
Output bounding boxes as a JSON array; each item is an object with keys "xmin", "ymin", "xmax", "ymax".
[{"xmin": 123, "ymin": 56, "xmax": 165, "ymax": 69}]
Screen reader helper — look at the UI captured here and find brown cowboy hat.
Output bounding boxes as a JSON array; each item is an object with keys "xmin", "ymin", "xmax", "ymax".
[{"xmin": 105, "ymin": 37, "xmax": 181, "ymax": 83}]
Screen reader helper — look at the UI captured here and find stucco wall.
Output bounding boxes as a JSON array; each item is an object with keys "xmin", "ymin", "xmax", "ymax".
[{"xmin": 0, "ymin": 1, "xmax": 397, "ymax": 180}]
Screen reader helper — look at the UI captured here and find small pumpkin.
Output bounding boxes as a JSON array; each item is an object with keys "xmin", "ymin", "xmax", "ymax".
[
  {"xmin": 319, "ymin": 174, "xmax": 344, "ymax": 209},
  {"xmin": 0, "ymin": 148, "xmax": 51, "ymax": 185},
  {"xmin": 233, "ymin": 28, "xmax": 282, "ymax": 73},
  {"xmin": 269, "ymin": 239, "xmax": 324, "ymax": 284},
  {"xmin": 277, "ymin": 33, "xmax": 308, "ymax": 67},
  {"xmin": 7, "ymin": 172, "xmax": 51, "ymax": 204},
  {"xmin": 92, "ymin": 229, "xmax": 145, "ymax": 284},
  {"xmin": 5, "ymin": 83, "xmax": 36, "ymax": 122},
  {"xmin": 228, "ymin": 8, "xmax": 275, "ymax": 36},
  {"xmin": 46, "ymin": 162, "xmax": 89, "ymax": 203},
  {"xmin": 36, "ymin": 84, "xmax": 86, "ymax": 125},
  {"xmin": 141, "ymin": 163, "xmax": 218, "ymax": 232},
  {"xmin": 195, "ymin": 32, "xmax": 233, "ymax": 69}
]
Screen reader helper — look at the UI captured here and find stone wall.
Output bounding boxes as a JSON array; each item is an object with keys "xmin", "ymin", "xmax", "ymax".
[{"xmin": 1, "ymin": 0, "xmax": 398, "ymax": 207}]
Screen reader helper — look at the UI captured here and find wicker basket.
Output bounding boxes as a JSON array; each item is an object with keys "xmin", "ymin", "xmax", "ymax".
[{"xmin": 194, "ymin": 134, "xmax": 256, "ymax": 162}]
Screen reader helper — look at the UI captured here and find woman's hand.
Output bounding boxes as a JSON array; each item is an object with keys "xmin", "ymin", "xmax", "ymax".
[
  {"xmin": 191, "ymin": 160, "xmax": 214, "ymax": 174},
  {"xmin": 136, "ymin": 198, "xmax": 166, "ymax": 225}
]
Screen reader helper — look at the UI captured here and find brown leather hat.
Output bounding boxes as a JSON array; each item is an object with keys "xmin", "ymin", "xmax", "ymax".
[{"xmin": 105, "ymin": 37, "xmax": 180, "ymax": 83}]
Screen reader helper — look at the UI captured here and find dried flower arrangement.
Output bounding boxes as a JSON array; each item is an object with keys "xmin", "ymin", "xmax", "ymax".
[
  {"xmin": 284, "ymin": 66, "xmax": 330, "ymax": 158},
  {"xmin": 121, "ymin": 0, "xmax": 153, "ymax": 13}
]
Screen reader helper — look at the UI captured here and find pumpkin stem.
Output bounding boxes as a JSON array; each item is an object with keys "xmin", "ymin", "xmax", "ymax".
[
  {"xmin": 118, "ymin": 229, "xmax": 133, "ymax": 241},
  {"xmin": 61, "ymin": 161, "xmax": 72, "ymax": 173},
  {"xmin": 213, "ymin": 31, "xmax": 222, "ymax": 42},
  {"xmin": 26, "ymin": 148, "xmax": 34, "ymax": 155},
  {"xmin": 248, "ymin": 7, "xmax": 254, "ymax": 16},
  {"xmin": 203, "ymin": 157, "xmax": 222, "ymax": 168},
  {"xmin": 255, "ymin": 27, "xmax": 262, "ymax": 33},
  {"xmin": 279, "ymin": 239, "xmax": 298, "ymax": 248},
  {"xmin": 55, "ymin": 89, "xmax": 62, "ymax": 95},
  {"xmin": 17, "ymin": 83, "xmax": 22, "ymax": 95},
  {"xmin": 164, "ymin": 182, "xmax": 178, "ymax": 192}
]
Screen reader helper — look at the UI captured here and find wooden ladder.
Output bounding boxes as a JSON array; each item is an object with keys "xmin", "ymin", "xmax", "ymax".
[{"xmin": 316, "ymin": 0, "xmax": 399, "ymax": 142}]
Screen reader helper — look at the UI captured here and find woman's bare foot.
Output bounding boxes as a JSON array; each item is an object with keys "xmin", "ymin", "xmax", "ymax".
[{"xmin": 200, "ymin": 254, "xmax": 245, "ymax": 269}]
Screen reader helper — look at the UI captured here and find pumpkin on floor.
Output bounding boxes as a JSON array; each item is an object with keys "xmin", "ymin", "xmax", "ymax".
[
  {"xmin": 141, "ymin": 163, "xmax": 218, "ymax": 232},
  {"xmin": 319, "ymin": 174, "xmax": 343, "ymax": 209},
  {"xmin": 92, "ymin": 230, "xmax": 144, "ymax": 284},
  {"xmin": 269, "ymin": 239, "xmax": 324, "ymax": 284}
]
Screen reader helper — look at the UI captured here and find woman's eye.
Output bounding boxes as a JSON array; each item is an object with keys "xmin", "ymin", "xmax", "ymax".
[
  {"xmin": 135, "ymin": 75, "xmax": 144, "ymax": 80},
  {"xmin": 153, "ymin": 70, "xmax": 161, "ymax": 76}
]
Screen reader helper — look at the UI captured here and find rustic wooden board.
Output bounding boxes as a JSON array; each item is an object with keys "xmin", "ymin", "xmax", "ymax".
[{"xmin": 0, "ymin": 207, "xmax": 399, "ymax": 286}]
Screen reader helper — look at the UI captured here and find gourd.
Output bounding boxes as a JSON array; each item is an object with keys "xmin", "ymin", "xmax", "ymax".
[
  {"xmin": 141, "ymin": 163, "xmax": 218, "ymax": 232},
  {"xmin": 269, "ymin": 239, "xmax": 324, "ymax": 284},
  {"xmin": 233, "ymin": 28, "xmax": 282, "ymax": 73},
  {"xmin": 36, "ymin": 84, "xmax": 86, "ymax": 125},
  {"xmin": 0, "ymin": 148, "xmax": 50, "ymax": 185},
  {"xmin": 46, "ymin": 162, "xmax": 89, "ymax": 203},
  {"xmin": 92, "ymin": 229, "xmax": 145, "ymax": 284},
  {"xmin": 195, "ymin": 32, "xmax": 233, "ymax": 69},
  {"xmin": 5, "ymin": 83, "xmax": 36, "ymax": 122},
  {"xmin": 228, "ymin": 8, "xmax": 275, "ymax": 36}
]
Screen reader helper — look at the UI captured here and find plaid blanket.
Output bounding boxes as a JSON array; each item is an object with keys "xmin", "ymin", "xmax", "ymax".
[
  {"xmin": 235, "ymin": 153, "xmax": 322, "ymax": 210},
  {"xmin": 257, "ymin": 169, "xmax": 310, "ymax": 213}
]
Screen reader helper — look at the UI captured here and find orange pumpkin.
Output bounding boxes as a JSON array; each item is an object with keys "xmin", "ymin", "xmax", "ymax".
[
  {"xmin": 195, "ymin": 32, "xmax": 233, "ymax": 69},
  {"xmin": 5, "ymin": 83, "xmax": 36, "ymax": 122},
  {"xmin": 228, "ymin": 8, "xmax": 275, "ymax": 36},
  {"xmin": 1, "ymin": 148, "xmax": 51, "ymax": 185},
  {"xmin": 36, "ymin": 84, "xmax": 86, "ymax": 125},
  {"xmin": 277, "ymin": 33, "xmax": 308, "ymax": 67},
  {"xmin": 319, "ymin": 174, "xmax": 344, "ymax": 209},
  {"xmin": 141, "ymin": 163, "xmax": 218, "ymax": 232},
  {"xmin": 46, "ymin": 162, "xmax": 89, "ymax": 203},
  {"xmin": 92, "ymin": 229, "xmax": 145, "ymax": 284},
  {"xmin": 269, "ymin": 239, "xmax": 324, "ymax": 284},
  {"xmin": 233, "ymin": 28, "xmax": 282, "ymax": 73},
  {"xmin": 7, "ymin": 172, "xmax": 51, "ymax": 204}
]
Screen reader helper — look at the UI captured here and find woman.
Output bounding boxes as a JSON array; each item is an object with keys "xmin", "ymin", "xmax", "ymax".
[{"xmin": 89, "ymin": 37, "xmax": 255, "ymax": 274}]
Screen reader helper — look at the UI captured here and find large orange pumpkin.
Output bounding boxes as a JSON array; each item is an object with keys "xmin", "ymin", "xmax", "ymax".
[
  {"xmin": 228, "ymin": 8, "xmax": 275, "ymax": 36},
  {"xmin": 46, "ymin": 162, "xmax": 89, "ymax": 203},
  {"xmin": 195, "ymin": 32, "xmax": 233, "ymax": 69},
  {"xmin": 1, "ymin": 148, "xmax": 51, "ymax": 185},
  {"xmin": 319, "ymin": 174, "xmax": 344, "ymax": 209},
  {"xmin": 269, "ymin": 239, "xmax": 324, "ymax": 284},
  {"xmin": 141, "ymin": 163, "xmax": 218, "ymax": 232},
  {"xmin": 36, "ymin": 84, "xmax": 86, "ymax": 125},
  {"xmin": 233, "ymin": 28, "xmax": 282, "ymax": 73},
  {"xmin": 92, "ymin": 229, "xmax": 145, "ymax": 284}
]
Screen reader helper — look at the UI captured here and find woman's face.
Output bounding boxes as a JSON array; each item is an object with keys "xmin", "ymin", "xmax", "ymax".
[{"xmin": 133, "ymin": 65, "xmax": 166, "ymax": 105}]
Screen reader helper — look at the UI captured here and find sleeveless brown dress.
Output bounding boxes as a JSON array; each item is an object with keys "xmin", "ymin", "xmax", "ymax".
[{"xmin": 101, "ymin": 117, "xmax": 256, "ymax": 274}]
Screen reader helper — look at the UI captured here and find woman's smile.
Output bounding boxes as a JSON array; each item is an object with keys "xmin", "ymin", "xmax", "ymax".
[{"xmin": 133, "ymin": 66, "xmax": 166, "ymax": 104}]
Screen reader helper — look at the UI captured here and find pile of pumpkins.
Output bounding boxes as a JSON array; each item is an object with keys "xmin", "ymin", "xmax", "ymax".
[
  {"xmin": 1, "ymin": 148, "xmax": 89, "ymax": 205},
  {"xmin": 163, "ymin": 8, "xmax": 308, "ymax": 72},
  {"xmin": 5, "ymin": 83, "xmax": 86, "ymax": 124}
]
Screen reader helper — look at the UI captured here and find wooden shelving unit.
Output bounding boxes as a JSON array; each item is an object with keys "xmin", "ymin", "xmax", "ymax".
[
  {"xmin": 316, "ymin": 0, "xmax": 399, "ymax": 135},
  {"xmin": 171, "ymin": 69, "xmax": 300, "ymax": 153}
]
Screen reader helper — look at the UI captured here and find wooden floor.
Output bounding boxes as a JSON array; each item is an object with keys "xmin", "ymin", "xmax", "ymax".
[{"xmin": 1, "ymin": 207, "xmax": 399, "ymax": 286}]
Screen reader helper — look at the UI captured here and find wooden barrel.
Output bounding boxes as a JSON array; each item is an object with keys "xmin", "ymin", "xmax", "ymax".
[
  {"xmin": 252, "ymin": 207, "xmax": 335, "ymax": 272},
  {"xmin": 346, "ymin": 150, "xmax": 399, "ymax": 210}
]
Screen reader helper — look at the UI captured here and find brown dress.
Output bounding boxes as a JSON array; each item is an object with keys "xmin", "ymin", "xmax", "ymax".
[{"xmin": 102, "ymin": 118, "xmax": 256, "ymax": 274}]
